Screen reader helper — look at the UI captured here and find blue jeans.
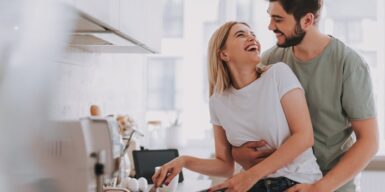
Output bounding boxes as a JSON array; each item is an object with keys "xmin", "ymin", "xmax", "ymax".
[{"xmin": 248, "ymin": 177, "xmax": 299, "ymax": 192}]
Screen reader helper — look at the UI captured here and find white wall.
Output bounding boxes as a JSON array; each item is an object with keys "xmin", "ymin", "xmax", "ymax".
[{"xmin": 51, "ymin": 47, "xmax": 148, "ymax": 127}]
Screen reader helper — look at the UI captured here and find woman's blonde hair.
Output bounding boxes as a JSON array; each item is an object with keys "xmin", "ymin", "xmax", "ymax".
[{"xmin": 208, "ymin": 21, "xmax": 249, "ymax": 96}]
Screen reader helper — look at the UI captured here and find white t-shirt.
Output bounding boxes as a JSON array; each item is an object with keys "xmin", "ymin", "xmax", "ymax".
[{"xmin": 209, "ymin": 63, "xmax": 322, "ymax": 183}]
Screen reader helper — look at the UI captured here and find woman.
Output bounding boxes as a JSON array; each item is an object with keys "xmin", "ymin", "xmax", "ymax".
[{"xmin": 152, "ymin": 21, "xmax": 322, "ymax": 192}]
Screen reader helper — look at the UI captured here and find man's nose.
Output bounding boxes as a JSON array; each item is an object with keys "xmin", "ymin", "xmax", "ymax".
[{"xmin": 268, "ymin": 20, "xmax": 275, "ymax": 31}]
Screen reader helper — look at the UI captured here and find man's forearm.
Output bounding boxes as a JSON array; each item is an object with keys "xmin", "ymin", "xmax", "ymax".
[{"xmin": 315, "ymin": 121, "xmax": 379, "ymax": 191}]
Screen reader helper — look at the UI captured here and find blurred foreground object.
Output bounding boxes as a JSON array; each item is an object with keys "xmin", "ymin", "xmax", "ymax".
[{"xmin": 0, "ymin": 0, "xmax": 76, "ymax": 191}]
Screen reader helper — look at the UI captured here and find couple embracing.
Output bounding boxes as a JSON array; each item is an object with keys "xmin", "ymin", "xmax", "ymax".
[{"xmin": 153, "ymin": 1, "xmax": 378, "ymax": 191}]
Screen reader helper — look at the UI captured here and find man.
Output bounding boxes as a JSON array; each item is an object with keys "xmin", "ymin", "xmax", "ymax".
[{"xmin": 232, "ymin": 0, "xmax": 379, "ymax": 191}]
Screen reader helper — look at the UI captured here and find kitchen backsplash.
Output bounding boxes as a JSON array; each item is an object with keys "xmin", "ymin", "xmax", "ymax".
[{"xmin": 51, "ymin": 47, "xmax": 147, "ymax": 127}]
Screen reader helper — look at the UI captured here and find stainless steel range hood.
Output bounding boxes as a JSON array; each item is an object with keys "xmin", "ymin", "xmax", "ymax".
[{"xmin": 70, "ymin": 11, "xmax": 156, "ymax": 53}]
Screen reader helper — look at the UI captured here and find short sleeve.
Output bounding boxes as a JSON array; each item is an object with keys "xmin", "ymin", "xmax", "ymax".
[
  {"xmin": 261, "ymin": 46, "xmax": 286, "ymax": 66},
  {"xmin": 209, "ymin": 97, "xmax": 221, "ymax": 126},
  {"xmin": 342, "ymin": 61, "xmax": 376, "ymax": 120},
  {"xmin": 273, "ymin": 63, "xmax": 303, "ymax": 99}
]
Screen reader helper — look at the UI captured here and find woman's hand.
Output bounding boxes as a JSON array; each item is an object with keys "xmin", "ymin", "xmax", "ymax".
[
  {"xmin": 151, "ymin": 156, "xmax": 185, "ymax": 187},
  {"xmin": 208, "ymin": 170, "xmax": 258, "ymax": 192}
]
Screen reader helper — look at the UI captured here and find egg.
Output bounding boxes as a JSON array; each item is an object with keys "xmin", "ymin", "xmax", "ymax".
[
  {"xmin": 90, "ymin": 105, "xmax": 101, "ymax": 116},
  {"xmin": 138, "ymin": 177, "xmax": 148, "ymax": 191},
  {"xmin": 127, "ymin": 178, "xmax": 139, "ymax": 192},
  {"xmin": 122, "ymin": 177, "xmax": 132, "ymax": 189}
]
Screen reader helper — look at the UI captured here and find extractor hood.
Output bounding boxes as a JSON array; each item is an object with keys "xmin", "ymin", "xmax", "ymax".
[{"xmin": 69, "ymin": 11, "xmax": 156, "ymax": 53}]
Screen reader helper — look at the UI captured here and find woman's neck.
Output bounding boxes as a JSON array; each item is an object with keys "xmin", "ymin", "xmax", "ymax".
[{"xmin": 229, "ymin": 65, "xmax": 258, "ymax": 89}]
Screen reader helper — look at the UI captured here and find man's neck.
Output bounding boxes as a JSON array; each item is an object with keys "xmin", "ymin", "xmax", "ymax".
[{"xmin": 292, "ymin": 31, "xmax": 331, "ymax": 62}]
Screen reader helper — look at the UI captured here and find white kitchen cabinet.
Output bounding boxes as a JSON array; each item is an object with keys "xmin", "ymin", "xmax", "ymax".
[
  {"xmin": 75, "ymin": 0, "xmax": 120, "ymax": 30},
  {"xmin": 65, "ymin": 0, "xmax": 163, "ymax": 53},
  {"xmin": 119, "ymin": 0, "xmax": 163, "ymax": 53},
  {"xmin": 61, "ymin": 0, "xmax": 75, "ymax": 6}
]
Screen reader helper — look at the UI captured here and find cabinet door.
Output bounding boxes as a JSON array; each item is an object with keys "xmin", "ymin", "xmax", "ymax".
[
  {"xmin": 75, "ymin": 0, "xmax": 119, "ymax": 29},
  {"xmin": 119, "ymin": 0, "xmax": 163, "ymax": 53},
  {"xmin": 61, "ymin": 0, "xmax": 76, "ymax": 6}
]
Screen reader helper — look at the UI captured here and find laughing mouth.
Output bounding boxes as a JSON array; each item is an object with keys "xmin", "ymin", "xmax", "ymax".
[
  {"xmin": 275, "ymin": 32, "xmax": 284, "ymax": 37},
  {"xmin": 273, "ymin": 30, "xmax": 284, "ymax": 37},
  {"xmin": 244, "ymin": 44, "xmax": 259, "ymax": 52}
]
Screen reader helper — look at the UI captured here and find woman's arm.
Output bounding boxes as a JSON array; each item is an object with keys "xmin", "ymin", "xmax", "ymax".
[
  {"xmin": 183, "ymin": 125, "xmax": 234, "ymax": 176},
  {"xmin": 152, "ymin": 125, "xmax": 234, "ymax": 187},
  {"xmin": 247, "ymin": 88, "xmax": 314, "ymax": 181}
]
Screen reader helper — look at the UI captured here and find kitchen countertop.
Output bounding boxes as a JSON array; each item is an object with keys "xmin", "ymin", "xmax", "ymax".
[{"xmin": 146, "ymin": 179, "xmax": 212, "ymax": 192}]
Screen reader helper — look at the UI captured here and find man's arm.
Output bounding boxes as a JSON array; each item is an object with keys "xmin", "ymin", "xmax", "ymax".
[
  {"xmin": 288, "ymin": 118, "xmax": 379, "ymax": 192},
  {"xmin": 231, "ymin": 141, "xmax": 275, "ymax": 170},
  {"xmin": 317, "ymin": 118, "xmax": 379, "ymax": 191}
]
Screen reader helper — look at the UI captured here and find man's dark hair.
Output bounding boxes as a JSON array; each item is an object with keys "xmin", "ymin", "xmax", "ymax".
[{"xmin": 269, "ymin": 0, "xmax": 322, "ymax": 23}]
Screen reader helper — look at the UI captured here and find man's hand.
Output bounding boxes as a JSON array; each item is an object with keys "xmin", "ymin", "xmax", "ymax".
[{"xmin": 231, "ymin": 141, "xmax": 275, "ymax": 170}]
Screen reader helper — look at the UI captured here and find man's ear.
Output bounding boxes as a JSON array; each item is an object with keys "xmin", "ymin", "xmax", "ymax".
[
  {"xmin": 301, "ymin": 13, "xmax": 315, "ymax": 29},
  {"xmin": 219, "ymin": 50, "xmax": 230, "ymax": 62}
]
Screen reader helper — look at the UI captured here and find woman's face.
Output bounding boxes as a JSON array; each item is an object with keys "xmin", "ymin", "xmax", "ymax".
[{"xmin": 221, "ymin": 23, "xmax": 261, "ymax": 66}]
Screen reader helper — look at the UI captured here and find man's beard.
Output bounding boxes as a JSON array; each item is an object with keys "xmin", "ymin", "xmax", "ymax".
[{"xmin": 275, "ymin": 23, "xmax": 306, "ymax": 48}]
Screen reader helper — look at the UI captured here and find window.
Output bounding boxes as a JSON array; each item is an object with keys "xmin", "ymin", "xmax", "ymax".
[
  {"xmin": 146, "ymin": 58, "xmax": 178, "ymax": 110},
  {"xmin": 236, "ymin": 0, "xmax": 253, "ymax": 24},
  {"xmin": 162, "ymin": 0, "xmax": 184, "ymax": 38}
]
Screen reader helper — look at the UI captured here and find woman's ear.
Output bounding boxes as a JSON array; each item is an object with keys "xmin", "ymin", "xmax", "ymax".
[{"xmin": 219, "ymin": 50, "xmax": 230, "ymax": 62}]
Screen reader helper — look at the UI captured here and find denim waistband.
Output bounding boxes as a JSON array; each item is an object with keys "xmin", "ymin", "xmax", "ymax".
[{"xmin": 248, "ymin": 177, "xmax": 299, "ymax": 192}]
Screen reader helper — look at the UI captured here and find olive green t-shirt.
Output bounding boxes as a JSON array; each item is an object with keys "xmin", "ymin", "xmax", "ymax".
[{"xmin": 262, "ymin": 37, "xmax": 376, "ymax": 191}]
